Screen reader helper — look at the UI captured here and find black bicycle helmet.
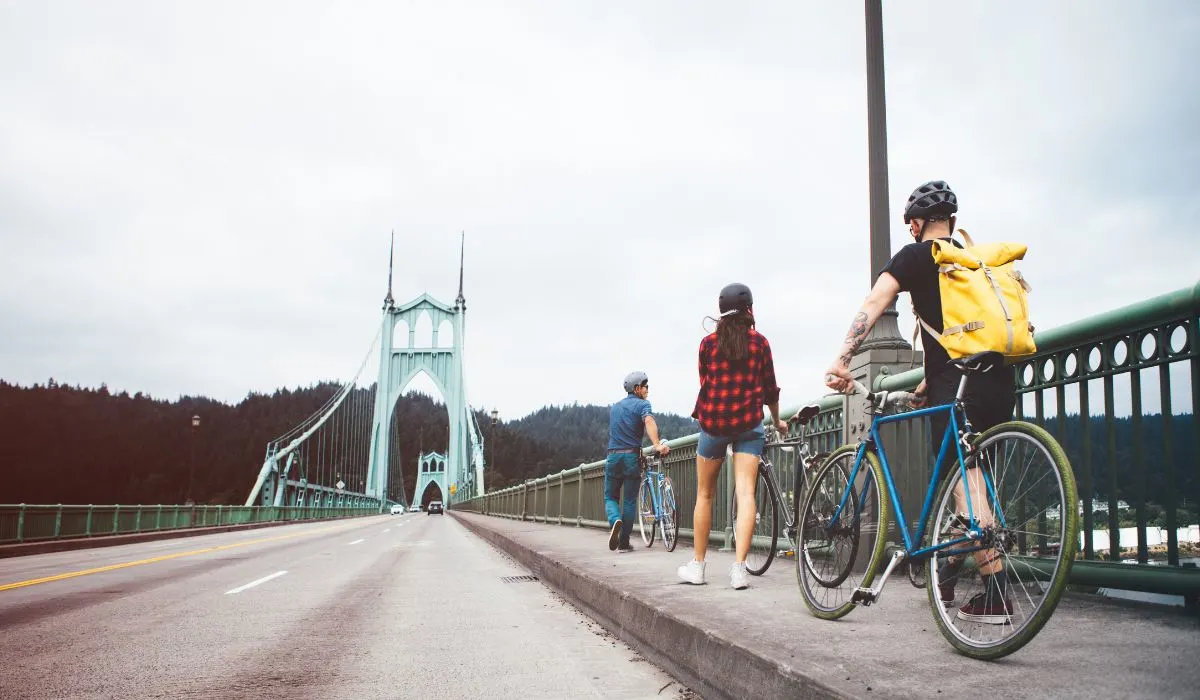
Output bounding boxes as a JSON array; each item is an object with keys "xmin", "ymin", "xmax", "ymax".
[
  {"xmin": 718, "ymin": 283, "xmax": 753, "ymax": 314},
  {"xmin": 622, "ymin": 371, "xmax": 649, "ymax": 393},
  {"xmin": 903, "ymin": 180, "xmax": 958, "ymax": 223}
]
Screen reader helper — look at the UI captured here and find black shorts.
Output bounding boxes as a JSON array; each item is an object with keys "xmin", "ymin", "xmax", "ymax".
[{"xmin": 926, "ymin": 366, "xmax": 1016, "ymax": 478}]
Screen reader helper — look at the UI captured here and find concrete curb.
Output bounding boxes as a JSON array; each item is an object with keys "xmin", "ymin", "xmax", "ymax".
[
  {"xmin": 453, "ymin": 512, "xmax": 853, "ymax": 700},
  {"xmin": 0, "ymin": 516, "xmax": 367, "ymax": 559}
]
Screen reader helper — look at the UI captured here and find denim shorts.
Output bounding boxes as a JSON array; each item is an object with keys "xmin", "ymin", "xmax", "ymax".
[{"xmin": 697, "ymin": 424, "xmax": 765, "ymax": 460}]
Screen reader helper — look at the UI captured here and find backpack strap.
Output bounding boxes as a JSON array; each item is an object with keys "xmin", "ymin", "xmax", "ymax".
[{"xmin": 954, "ymin": 228, "xmax": 975, "ymax": 247}]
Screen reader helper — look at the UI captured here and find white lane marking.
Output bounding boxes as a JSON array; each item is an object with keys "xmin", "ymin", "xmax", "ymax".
[
  {"xmin": 382, "ymin": 528, "xmax": 391, "ymax": 533},
  {"xmin": 225, "ymin": 571, "xmax": 287, "ymax": 595},
  {"xmin": 348, "ymin": 538, "xmax": 365, "ymax": 545}
]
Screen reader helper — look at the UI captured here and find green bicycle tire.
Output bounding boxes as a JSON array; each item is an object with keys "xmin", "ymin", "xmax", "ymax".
[
  {"xmin": 796, "ymin": 444, "xmax": 891, "ymax": 621},
  {"xmin": 925, "ymin": 420, "xmax": 1079, "ymax": 660}
]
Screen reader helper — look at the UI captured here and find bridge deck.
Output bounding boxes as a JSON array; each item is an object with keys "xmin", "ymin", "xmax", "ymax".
[{"xmin": 455, "ymin": 512, "xmax": 1200, "ymax": 700}]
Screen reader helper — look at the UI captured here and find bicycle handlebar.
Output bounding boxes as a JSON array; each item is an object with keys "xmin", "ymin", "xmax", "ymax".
[{"xmin": 847, "ymin": 379, "xmax": 921, "ymax": 410}]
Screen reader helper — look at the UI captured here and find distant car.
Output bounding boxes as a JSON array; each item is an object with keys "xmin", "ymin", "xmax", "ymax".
[
  {"xmin": 389, "ymin": 504, "xmax": 404, "ymax": 515},
  {"xmin": 408, "ymin": 504, "xmax": 421, "ymax": 513},
  {"xmin": 428, "ymin": 501, "xmax": 444, "ymax": 515}
]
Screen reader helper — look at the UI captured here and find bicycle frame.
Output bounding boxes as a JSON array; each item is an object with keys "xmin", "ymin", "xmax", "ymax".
[
  {"xmin": 830, "ymin": 399, "xmax": 1008, "ymax": 561},
  {"xmin": 640, "ymin": 456, "xmax": 668, "ymax": 522}
]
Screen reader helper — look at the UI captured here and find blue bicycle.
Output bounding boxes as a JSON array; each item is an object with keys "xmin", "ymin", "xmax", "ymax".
[
  {"xmin": 796, "ymin": 352, "xmax": 1079, "ymax": 660},
  {"xmin": 637, "ymin": 448, "xmax": 679, "ymax": 551}
]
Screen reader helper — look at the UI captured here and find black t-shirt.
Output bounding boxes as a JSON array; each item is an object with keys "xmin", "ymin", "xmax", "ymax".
[{"xmin": 878, "ymin": 237, "xmax": 960, "ymax": 378}]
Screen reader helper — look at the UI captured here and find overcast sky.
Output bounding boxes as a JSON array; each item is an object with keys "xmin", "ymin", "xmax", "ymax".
[{"xmin": 2, "ymin": 1, "xmax": 1198, "ymax": 425}]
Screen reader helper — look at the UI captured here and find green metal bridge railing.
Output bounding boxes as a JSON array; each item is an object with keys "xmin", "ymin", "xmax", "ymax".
[
  {"xmin": 0, "ymin": 503, "xmax": 380, "ymax": 545},
  {"xmin": 459, "ymin": 281, "xmax": 1200, "ymax": 601}
]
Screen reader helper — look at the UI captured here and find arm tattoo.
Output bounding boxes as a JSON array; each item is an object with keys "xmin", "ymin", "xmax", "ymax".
[{"xmin": 838, "ymin": 311, "xmax": 870, "ymax": 367}]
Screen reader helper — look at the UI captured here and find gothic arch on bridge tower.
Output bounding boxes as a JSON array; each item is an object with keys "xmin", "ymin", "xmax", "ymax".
[
  {"xmin": 366, "ymin": 286, "xmax": 488, "ymax": 507},
  {"xmin": 436, "ymin": 319, "xmax": 454, "ymax": 349},
  {"xmin": 413, "ymin": 310, "xmax": 433, "ymax": 348},
  {"xmin": 414, "ymin": 451, "xmax": 447, "ymax": 506},
  {"xmin": 391, "ymin": 369, "xmax": 449, "ymax": 505},
  {"xmin": 392, "ymin": 319, "xmax": 410, "ymax": 349}
]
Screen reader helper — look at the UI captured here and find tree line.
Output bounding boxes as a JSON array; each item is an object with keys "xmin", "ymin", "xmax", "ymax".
[{"xmin": 0, "ymin": 380, "xmax": 698, "ymax": 505}]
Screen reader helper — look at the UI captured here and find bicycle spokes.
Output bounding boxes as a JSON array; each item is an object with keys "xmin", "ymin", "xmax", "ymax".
[
  {"xmin": 796, "ymin": 446, "xmax": 889, "ymax": 619},
  {"xmin": 927, "ymin": 424, "xmax": 1078, "ymax": 659}
]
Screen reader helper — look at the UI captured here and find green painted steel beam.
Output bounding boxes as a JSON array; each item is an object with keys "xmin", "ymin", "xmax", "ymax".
[{"xmin": 876, "ymin": 280, "xmax": 1200, "ymax": 393}]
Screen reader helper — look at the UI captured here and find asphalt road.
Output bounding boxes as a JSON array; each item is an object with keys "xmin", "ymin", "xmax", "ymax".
[{"xmin": 0, "ymin": 514, "xmax": 692, "ymax": 699}]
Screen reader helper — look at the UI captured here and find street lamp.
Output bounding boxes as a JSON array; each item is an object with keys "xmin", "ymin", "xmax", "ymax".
[{"xmin": 186, "ymin": 414, "xmax": 200, "ymax": 505}]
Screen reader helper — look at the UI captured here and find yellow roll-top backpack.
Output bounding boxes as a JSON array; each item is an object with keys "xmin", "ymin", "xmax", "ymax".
[{"xmin": 915, "ymin": 230, "xmax": 1037, "ymax": 360}]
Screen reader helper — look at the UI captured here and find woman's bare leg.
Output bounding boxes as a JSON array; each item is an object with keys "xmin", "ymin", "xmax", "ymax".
[
  {"xmin": 732, "ymin": 452, "xmax": 761, "ymax": 563},
  {"xmin": 692, "ymin": 454, "xmax": 723, "ymax": 561}
]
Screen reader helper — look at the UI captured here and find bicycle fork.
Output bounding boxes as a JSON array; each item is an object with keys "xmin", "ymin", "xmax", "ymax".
[{"xmin": 850, "ymin": 549, "xmax": 906, "ymax": 606}]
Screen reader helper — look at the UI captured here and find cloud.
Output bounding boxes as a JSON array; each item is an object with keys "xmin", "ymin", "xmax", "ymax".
[{"xmin": 1, "ymin": 0, "xmax": 1196, "ymax": 428}]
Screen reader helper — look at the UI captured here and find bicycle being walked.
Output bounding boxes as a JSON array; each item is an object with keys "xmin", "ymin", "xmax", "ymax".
[
  {"xmin": 732, "ymin": 403, "xmax": 826, "ymax": 576},
  {"xmin": 812, "ymin": 179, "xmax": 1078, "ymax": 658},
  {"xmin": 635, "ymin": 443, "xmax": 679, "ymax": 551}
]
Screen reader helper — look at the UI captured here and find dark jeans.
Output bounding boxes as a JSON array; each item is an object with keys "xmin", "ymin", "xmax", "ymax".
[
  {"xmin": 927, "ymin": 366, "xmax": 1016, "ymax": 481},
  {"xmin": 604, "ymin": 452, "xmax": 640, "ymax": 546}
]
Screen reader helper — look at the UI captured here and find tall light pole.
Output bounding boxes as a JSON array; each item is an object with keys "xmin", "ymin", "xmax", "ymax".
[
  {"xmin": 859, "ymin": 0, "xmax": 910, "ymax": 351},
  {"xmin": 490, "ymin": 409, "xmax": 499, "ymax": 476},
  {"xmin": 187, "ymin": 414, "xmax": 200, "ymax": 505}
]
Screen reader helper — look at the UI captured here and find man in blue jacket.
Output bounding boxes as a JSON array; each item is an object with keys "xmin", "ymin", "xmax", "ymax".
[{"xmin": 606, "ymin": 371, "xmax": 670, "ymax": 552}]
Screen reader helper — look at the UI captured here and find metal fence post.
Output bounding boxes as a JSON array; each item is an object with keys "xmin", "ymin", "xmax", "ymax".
[
  {"xmin": 577, "ymin": 465, "xmax": 585, "ymax": 527},
  {"xmin": 54, "ymin": 504, "xmax": 62, "ymax": 538},
  {"xmin": 16, "ymin": 504, "xmax": 25, "ymax": 543},
  {"xmin": 134, "ymin": 506, "xmax": 142, "ymax": 533},
  {"xmin": 113, "ymin": 504, "xmax": 121, "ymax": 534},
  {"xmin": 155, "ymin": 504, "xmax": 162, "ymax": 530},
  {"xmin": 85, "ymin": 505, "xmax": 94, "ymax": 536}
]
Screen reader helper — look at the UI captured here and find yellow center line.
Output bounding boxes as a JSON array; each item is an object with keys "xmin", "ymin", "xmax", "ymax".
[{"xmin": 0, "ymin": 521, "xmax": 361, "ymax": 592}]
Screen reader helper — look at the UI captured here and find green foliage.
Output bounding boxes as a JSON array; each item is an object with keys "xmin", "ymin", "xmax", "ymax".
[{"xmin": 0, "ymin": 380, "xmax": 699, "ymax": 503}]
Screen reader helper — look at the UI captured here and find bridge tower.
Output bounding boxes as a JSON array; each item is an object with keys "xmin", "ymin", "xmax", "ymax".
[
  {"xmin": 412, "ymin": 451, "xmax": 447, "ymax": 506},
  {"xmin": 365, "ymin": 234, "xmax": 486, "ymax": 508}
]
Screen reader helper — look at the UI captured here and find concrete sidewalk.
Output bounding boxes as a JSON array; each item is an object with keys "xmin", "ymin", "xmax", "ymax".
[{"xmin": 454, "ymin": 512, "xmax": 1199, "ymax": 700}]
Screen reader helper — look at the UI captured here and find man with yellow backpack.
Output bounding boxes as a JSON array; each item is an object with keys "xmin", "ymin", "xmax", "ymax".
[{"xmin": 824, "ymin": 180, "xmax": 1031, "ymax": 624}]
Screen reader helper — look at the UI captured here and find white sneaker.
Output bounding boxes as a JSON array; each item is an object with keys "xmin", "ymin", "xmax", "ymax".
[
  {"xmin": 677, "ymin": 559, "xmax": 706, "ymax": 585},
  {"xmin": 730, "ymin": 562, "xmax": 749, "ymax": 590}
]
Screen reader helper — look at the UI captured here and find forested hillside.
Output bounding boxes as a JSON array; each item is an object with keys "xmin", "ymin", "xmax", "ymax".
[{"xmin": 0, "ymin": 380, "xmax": 696, "ymax": 504}]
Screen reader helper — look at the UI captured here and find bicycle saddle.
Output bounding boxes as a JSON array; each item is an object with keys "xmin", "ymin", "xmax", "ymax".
[
  {"xmin": 949, "ymin": 351, "xmax": 1005, "ymax": 374},
  {"xmin": 793, "ymin": 404, "xmax": 821, "ymax": 425}
]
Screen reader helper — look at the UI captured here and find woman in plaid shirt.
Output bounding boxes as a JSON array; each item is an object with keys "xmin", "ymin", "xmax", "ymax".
[{"xmin": 678, "ymin": 283, "xmax": 788, "ymax": 589}]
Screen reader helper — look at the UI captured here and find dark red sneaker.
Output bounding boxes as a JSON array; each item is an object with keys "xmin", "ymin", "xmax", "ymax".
[{"xmin": 956, "ymin": 592, "xmax": 1012, "ymax": 624}]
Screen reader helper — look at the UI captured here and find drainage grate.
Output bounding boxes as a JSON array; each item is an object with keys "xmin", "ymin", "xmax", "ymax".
[{"xmin": 501, "ymin": 575, "xmax": 539, "ymax": 583}]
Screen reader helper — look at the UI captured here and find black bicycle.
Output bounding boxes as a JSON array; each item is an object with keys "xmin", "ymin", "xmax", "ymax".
[{"xmin": 731, "ymin": 404, "xmax": 830, "ymax": 575}]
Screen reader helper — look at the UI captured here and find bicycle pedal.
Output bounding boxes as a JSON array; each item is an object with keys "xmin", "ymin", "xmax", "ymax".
[{"xmin": 850, "ymin": 587, "xmax": 876, "ymax": 606}]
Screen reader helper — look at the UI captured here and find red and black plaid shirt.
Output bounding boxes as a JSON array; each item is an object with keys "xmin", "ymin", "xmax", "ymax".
[{"xmin": 691, "ymin": 329, "xmax": 781, "ymax": 436}]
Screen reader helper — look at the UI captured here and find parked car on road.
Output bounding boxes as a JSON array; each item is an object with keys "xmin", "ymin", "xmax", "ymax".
[{"xmin": 428, "ymin": 501, "xmax": 444, "ymax": 515}]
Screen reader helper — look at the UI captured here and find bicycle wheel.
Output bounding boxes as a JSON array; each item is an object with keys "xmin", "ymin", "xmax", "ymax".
[
  {"xmin": 733, "ymin": 465, "xmax": 779, "ymax": 575},
  {"xmin": 637, "ymin": 479, "xmax": 656, "ymax": 548},
  {"xmin": 660, "ymin": 477, "xmax": 680, "ymax": 552},
  {"xmin": 926, "ymin": 421, "xmax": 1078, "ymax": 660},
  {"xmin": 796, "ymin": 444, "xmax": 890, "ymax": 620}
]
